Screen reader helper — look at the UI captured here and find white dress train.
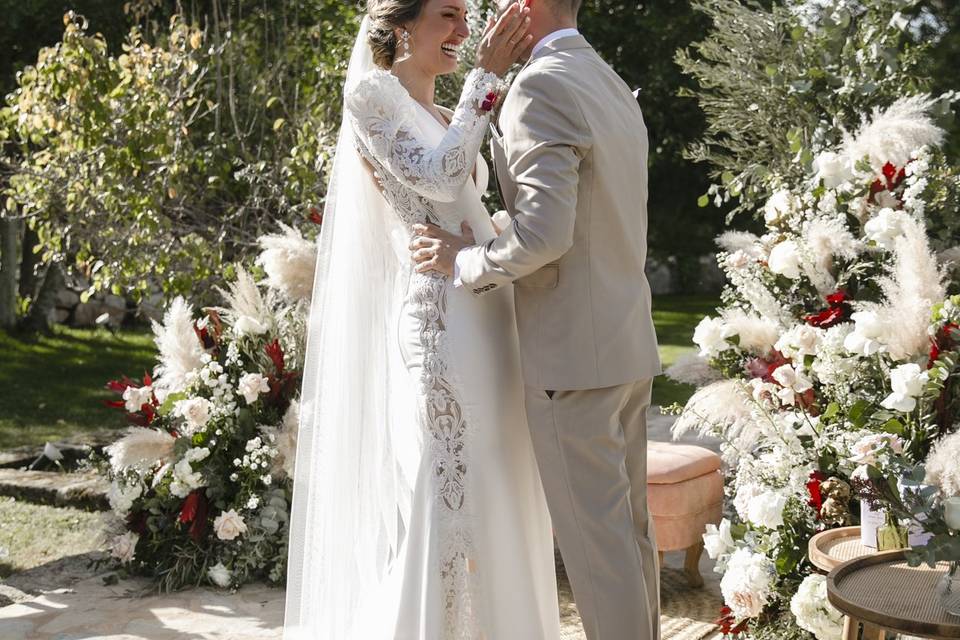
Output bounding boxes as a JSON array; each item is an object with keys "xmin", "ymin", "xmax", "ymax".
[{"xmin": 343, "ymin": 68, "xmax": 560, "ymax": 639}]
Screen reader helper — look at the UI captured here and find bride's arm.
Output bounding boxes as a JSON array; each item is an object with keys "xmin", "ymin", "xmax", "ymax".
[
  {"xmin": 344, "ymin": 68, "xmax": 501, "ymax": 203},
  {"xmin": 344, "ymin": 3, "xmax": 532, "ymax": 204}
]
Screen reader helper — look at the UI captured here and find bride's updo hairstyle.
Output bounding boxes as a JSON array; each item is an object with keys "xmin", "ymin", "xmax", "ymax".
[{"xmin": 367, "ymin": 0, "xmax": 425, "ymax": 68}]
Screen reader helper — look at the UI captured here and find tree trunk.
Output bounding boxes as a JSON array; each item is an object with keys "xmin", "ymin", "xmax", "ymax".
[
  {"xmin": 19, "ymin": 223, "xmax": 40, "ymax": 299},
  {"xmin": 20, "ymin": 260, "xmax": 63, "ymax": 334},
  {"xmin": 0, "ymin": 216, "xmax": 18, "ymax": 329}
]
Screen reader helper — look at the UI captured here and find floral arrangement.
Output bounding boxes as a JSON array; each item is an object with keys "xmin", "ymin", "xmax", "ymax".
[
  {"xmin": 94, "ymin": 223, "xmax": 317, "ymax": 592},
  {"xmin": 669, "ymin": 87, "xmax": 960, "ymax": 639}
]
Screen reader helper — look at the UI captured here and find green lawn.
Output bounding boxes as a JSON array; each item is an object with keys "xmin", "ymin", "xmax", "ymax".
[
  {"xmin": 651, "ymin": 295, "xmax": 719, "ymax": 407},
  {"xmin": 0, "ymin": 325, "xmax": 157, "ymax": 450},
  {"xmin": 0, "ymin": 294, "xmax": 718, "ymax": 450}
]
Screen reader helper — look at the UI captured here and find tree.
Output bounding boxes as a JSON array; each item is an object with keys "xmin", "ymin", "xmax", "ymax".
[
  {"xmin": 580, "ymin": 0, "xmax": 728, "ymax": 274},
  {"xmin": 1, "ymin": 2, "xmax": 365, "ymax": 329}
]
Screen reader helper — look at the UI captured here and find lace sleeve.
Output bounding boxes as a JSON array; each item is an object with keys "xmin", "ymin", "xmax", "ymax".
[{"xmin": 345, "ymin": 68, "xmax": 500, "ymax": 203}]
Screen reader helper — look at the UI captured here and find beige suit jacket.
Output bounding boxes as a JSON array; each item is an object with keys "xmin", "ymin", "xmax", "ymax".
[{"xmin": 457, "ymin": 34, "xmax": 661, "ymax": 390}]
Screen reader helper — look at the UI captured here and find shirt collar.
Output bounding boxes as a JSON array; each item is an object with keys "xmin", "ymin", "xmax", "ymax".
[{"xmin": 531, "ymin": 28, "xmax": 580, "ymax": 58}]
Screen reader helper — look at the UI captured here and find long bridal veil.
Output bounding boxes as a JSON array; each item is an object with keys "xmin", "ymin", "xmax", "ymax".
[{"xmin": 283, "ymin": 15, "xmax": 420, "ymax": 639}]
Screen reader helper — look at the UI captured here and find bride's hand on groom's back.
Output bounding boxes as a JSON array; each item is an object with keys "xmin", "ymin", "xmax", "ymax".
[{"xmin": 475, "ymin": 2, "xmax": 534, "ymax": 77}]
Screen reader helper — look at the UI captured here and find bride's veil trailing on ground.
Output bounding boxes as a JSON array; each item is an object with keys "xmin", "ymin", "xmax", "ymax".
[{"xmin": 283, "ymin": 14, "xmax": 420, "ymax": 639}]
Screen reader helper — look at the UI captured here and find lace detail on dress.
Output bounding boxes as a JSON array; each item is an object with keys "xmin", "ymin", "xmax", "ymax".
[
  {"xmin": 413, "ymin": 273, "xmax": 482, "ymax": 639},
  {"xmin": 346, "ymin": 67, "xmax": 499, "ymax": 204},
  {"xmin": 346, "ymin": 66, "xmax": 497, "ymax": 638}
]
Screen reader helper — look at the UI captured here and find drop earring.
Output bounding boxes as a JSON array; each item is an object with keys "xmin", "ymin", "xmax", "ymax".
[{"xmin": 401, "ymin": 30, "xmax": 411, "ymax": 56}]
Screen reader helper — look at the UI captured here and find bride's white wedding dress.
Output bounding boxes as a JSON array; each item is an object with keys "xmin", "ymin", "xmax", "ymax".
[
  {"xmin": 344, "ymin": 67, "xmax": 559, "ymax": 639},
  {"xmin": 283, "ymin": 16, "xmax": 561, "ymax": 636}
]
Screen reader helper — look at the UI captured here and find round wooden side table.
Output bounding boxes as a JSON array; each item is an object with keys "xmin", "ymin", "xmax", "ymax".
[
  {"xmin": 809, "ymin": 526, "xmax": 874, "ymax": 571},
  {"xmin": 827, "ymin": 550, "xmax": 960, "ymax": 639}
]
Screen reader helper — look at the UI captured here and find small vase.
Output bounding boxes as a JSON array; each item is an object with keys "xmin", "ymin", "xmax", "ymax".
[
  {"xmin": 876, "ymin": 511, "xmax": 908, "ymax": 551},
  {"xmin": 939, "ymin": 561, "xmax": 960, "ymax": 617}
]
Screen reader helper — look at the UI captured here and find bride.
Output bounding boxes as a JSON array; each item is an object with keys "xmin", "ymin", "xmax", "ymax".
[{"xmin": 283, "ymin": 1, "xmax": 561, "ymax": 638}]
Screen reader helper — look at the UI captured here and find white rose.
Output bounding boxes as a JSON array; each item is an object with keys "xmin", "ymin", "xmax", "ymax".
[
  {"xmin": 169, "ymin": 447, "xmax": 210, "ymax": 498},
  {"xmin": 693, "ymin": 316, "xmax": 735, "ymax": 358},
  {"xmin": 725, "ymin": 250, "xmax": 751, "ymax": 270},
  {"xmin": 234, "ymin": 315, "xmax": 269, "ymax": 337},
  {"xmin": 764, "ymin": 189, "xmax": 798, "ymax": 225},
  {"xmin": 237, "ymin": 372, "xmax": 270, "ymax": 405},
  {"xmin": 122, "ymin": 385, "xmax": 153, "ymax": 413},
  {"xmin": 208, "ymin": 561, "xmax": 232, "ymax": 588},
  {"xmin": 880, "ymin": 363, "xmax": 929, "ymax": 412},
  {"xmin": 720, "ymin": 548, "xmax": 775, "ymax": 619},
  {"xmin": 746, "ymin": 491, "xmax": 788, "ymax": 529},
  {"xmin": 864, "ymin": 208, "xmax": 909, "ymax": 251},
  {"xmin": 790, "ymin": 574, "xmax": 845, "ymax": 640},
  {"xmin": 703, "ymin": 518, "xmax": 736, "ymax": 559},
  {"xmin": 848, "ymin": 433, "xmax": 905, "ymax": 465},
  {"xmin": 213, "ymin": 509, "xmax": 248, "ymax": 541},
  {"xmin": 107, "ymin": 480, "xmax": 143, "ymax": 516},
  {"xmin": 775, "ymin": 325, "xmax": 823, "ymax": 360},
  {"xmin": 772, "ymin": 364, "xmax": 813, "ymax": 393},
  {"xmin": 813, "ymin": 151, "xmax": 855, "ymax": 189},
  {"xmin": 175, "ymin": 397, "xmax": 213, "ymax": 433},
  {"xmin": 768, "ymin": 240, "xmax": 802, "ymax": 279},
  {"xmin": 110, "ymin": 531, "xmax": 139, "ymax": 563},
  {"xmin": 843, "ymin": 311, "xmax": 886, "ymax": 356}
]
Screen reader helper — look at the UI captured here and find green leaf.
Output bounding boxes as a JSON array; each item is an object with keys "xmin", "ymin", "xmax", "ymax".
[
  {"xmin": 273, "ymin": 118, "xmax": 286, "ymax": 132},
  {"xmin": 822, "ymin": 402, "xmax": 840, "ymax": 420},
  {"xmin": 697, "ymin": 194, "xmax": 710, "ymax": 208}
]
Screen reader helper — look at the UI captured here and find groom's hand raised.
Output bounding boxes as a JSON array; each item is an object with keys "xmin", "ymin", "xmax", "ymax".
[{"xmin": 410, "ymin": 222, "xmax": 475, "ymax": 277}]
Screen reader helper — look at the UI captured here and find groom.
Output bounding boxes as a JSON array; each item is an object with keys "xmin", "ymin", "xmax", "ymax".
[{"xmin": 410, "ymin": 0, "xmax": 662, "ymax": 638}]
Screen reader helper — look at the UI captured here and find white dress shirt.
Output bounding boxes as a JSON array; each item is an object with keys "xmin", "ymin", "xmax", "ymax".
[{"xmin": 452, "ymin": 28, "xmax": 581, "ymax": 287}]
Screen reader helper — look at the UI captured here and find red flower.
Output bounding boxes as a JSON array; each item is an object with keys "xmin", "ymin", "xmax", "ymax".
[
  {"xmin": 826, "ymin": 290, "xmax": 849, "ymax": 306},
  {"xmin": 745, "ymin": 351, "xmax": 789, "ymax": 382},
  {"xmin": 265, "ymin": 339, "xmax": 285, "ymax": 376},
  {"xmin": 928, "ymin": 322, "xmax": 959, "ymax": 369},
  {"xmin": 178, "ymin": 489, "xmax": 209, "ymax": 542},
  {"xmin": 715, "ymin": 606, "xmax": 749, "ymax": 636},
  {"xmin": 806, "ymin": 470, "xmax": 826, "ymax": 518},
  {"xmin": 805, "ymin": 289, "xmax": 852, "ymax": 328},
  {"xmin": 264, "ymin": 339, "xmax": 301, "ymax": 407},
  {"xmin": 103, "ymin": 373, "xmax": 159, "ymax": 425},
  {"xmin": 308, "ymin": 206, "xmax": 323, "ymax": 225}
]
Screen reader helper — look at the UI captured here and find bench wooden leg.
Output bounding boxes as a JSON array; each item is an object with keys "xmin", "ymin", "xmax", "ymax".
[
  {"xmin": 861, "ymin": 623, "xmax": 885, "ymax": 639},
  {"xmin": 658, "ymin": 550, "xmax": 664, "ymax": 567},
  {"xmin": 684, "ymin": 541, "xmax": 704, "ymax": 588},
  {"xmin": 842, "ymin": 616, "xmax": 857, "ymax": 640}
]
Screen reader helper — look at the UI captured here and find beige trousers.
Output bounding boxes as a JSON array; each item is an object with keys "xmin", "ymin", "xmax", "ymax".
[{"xmin": 524, "ymin": 379, "xmax": 660, "ymax": 640}]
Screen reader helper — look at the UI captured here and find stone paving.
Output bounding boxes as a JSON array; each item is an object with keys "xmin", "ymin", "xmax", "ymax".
[{"xmin": 0, "ymin": 550, "xmax": 722, "ymax": 640}]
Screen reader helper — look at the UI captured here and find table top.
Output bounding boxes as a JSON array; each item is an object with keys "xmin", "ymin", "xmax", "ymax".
[
  {"xmin": 809, "ymin": 526, "xmax": 874, "ymax": 572},
  {"xmin": 827, "ymin": 550, "xmax": 960, "ymax": 639}
]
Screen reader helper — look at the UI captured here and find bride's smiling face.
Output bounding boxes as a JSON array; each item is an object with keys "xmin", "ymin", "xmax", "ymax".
[{"xmin": 400, "ymin": 0, "xmax": 471, "ymax": 76}]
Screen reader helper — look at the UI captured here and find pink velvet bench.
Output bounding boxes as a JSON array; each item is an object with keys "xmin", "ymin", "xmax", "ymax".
[{"xmin": 647, "ymin": 441, "xmax": 723, "ymax": 588}]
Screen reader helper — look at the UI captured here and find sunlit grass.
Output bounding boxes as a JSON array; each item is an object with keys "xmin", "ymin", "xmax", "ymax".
[
  {"xmin": 0, "ymin": 325, "xmax": 156, "ymax": 449},
  {"xmin": 651, "ymin": 295, "xmax": 719, "ymax": 407}
]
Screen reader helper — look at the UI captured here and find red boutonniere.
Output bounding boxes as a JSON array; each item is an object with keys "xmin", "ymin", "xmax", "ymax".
[{"xmin": 480, "ymin": 91, "xmax": 499, "ymax": 112}]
